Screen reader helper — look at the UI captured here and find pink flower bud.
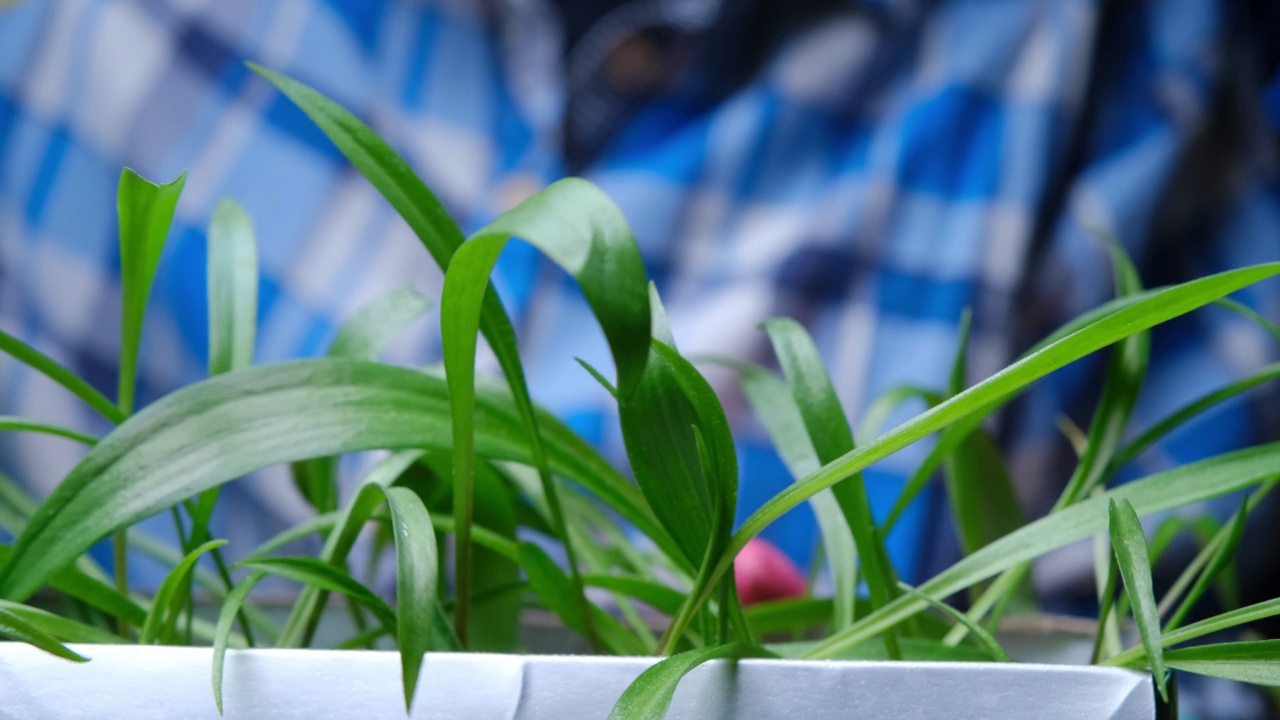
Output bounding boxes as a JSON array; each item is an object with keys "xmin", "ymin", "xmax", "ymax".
[{"xmin": 733, "ymin": 537, "xmax": 807, "ymax": 606}]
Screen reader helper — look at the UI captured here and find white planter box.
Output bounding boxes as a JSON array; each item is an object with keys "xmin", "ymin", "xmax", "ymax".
[{"xmin": 0, "ymin": 644, "xmax": 1155, "ymax": 719}]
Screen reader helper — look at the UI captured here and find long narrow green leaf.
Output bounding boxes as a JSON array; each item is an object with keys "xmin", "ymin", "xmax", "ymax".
[
  {"xmin": 1060, "ymin": 240, "xmax": 1148, "ymax": 504},
  {"xmin": 0, "ymin": 600, "xmax": 122, "ymax": 644},
  {"xmin": 292, "ymin": 288, "xmax": 432, "ymax": 515},
  {"xmin": 139, "ymin": 539, "xmax": 227, "ymax": 644},
  {"xmin": 1162, "ymin": 640, "xmax": 1280, "ymax": 686},
  {"xmin": 0, "ymin": 606, "xmax": 89, "ymax": 662},
  {"xmin": 114, "ymin": 167, "xmax": 186, "ymax": 635},
  {"xmin": 1165, "ymin": 499, "xmax": 1248, "ymax": 632},
  {"xmin": 207, "ymin": 198, "xmax": 258, "ymax": 376},
  {"xmin": 438, "ymin": 177, "xmax": 653, "ymax": 646},
  {"xmin": 583, "ymin": 574, "xmax": 685, "ymax": 616},
  {"xmin": 0, "ymin": 330, "xmax": 125, "ymax": 425},
  {"xmin": 762, "ymin": 319, "xmax": 891, "ymax": 645},
  {"xmin": 240, "ymin": 511, "xmax": 341, "ymax": 561},
  {"xmin": 0, "ymin": 416, "xmax": 96, "ymax": 445},
  {"xmin": 213, "ymin": 571, "xmax": 265, "ymax": 714},
  {"xmin": 1214, "ymin": 297, "xmax": 1280, "ymax": 342},
  {"xmin": 802, "ymin": 441, "xmax": 1280, "ymax": 659},
  {"xmin": 1108, "ymin": 499, "xmax": 1166, "ymax": 700},
  {"xmin": 117, "ymin": 168, "xmax": 186, "ymax": 415},
  {"xmin": 728, "ymin": 361, "xmax": 856, "ymax": 631},
  {"xmin": 251, "ymin": 64, "xmax": 581, "ymax": 649},
  {"xmin": 895, "ymin": 582, "xmax": 1009, "ymax": 661},
  {"xmin": 327, "ymin": 287, "xmax": 432, "ymax": 360},
  {"xmin": 237, "ymin": 556, "xmax": 395, "ymax": 629},
  {"xmin": 691, "ymin": 262, "xmax": 1280, "ymax": 648},
  {"xmin": 607, "ymin": 644, "xmax": 766, "ymax": 720},
  {"xmin": 374, "ymin": 486, "xmax": 437, "ymax": 711},
  {"xmin": 0, "ymin": 359, "xmax": 663, "ymax": 603},
  {"xmin": 277, "ymin": 450, "xmax": 422, "ymax": 648},
  {"xmin": 1108, "ymin": 597, "xmax": 1280, "ymax": 668},
  {"xmin": 1110, "ymin": 362, "xmax": 1280, "ymax": 473},
  {"xmin": 518, "ymin": 542, "xmax": 647, "ymax": 656}
]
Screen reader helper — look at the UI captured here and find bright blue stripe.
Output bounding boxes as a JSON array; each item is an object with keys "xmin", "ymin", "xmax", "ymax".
[
  {"xmin": 25, "ymin": 126, "xmax": 69, "ymax": 225},
  {"xmin": 897, "ymin": 86, "xmax": 1004, "ymax": 199},
  {"xmin": 400, "ymin": 9, "xmax": 440, "ymax": 110},
  {"xmin": 876, "ymin": 268, "xmax": 972, "ymax": 323},
  {"xmin": 321, "ymin": 0, "xmax": 387, "ymax": 52}
]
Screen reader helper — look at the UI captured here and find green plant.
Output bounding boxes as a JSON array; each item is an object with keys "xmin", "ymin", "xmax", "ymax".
[{"xmin": 0, "ymin": 65, "xmax": 1278, "ymax": 718}]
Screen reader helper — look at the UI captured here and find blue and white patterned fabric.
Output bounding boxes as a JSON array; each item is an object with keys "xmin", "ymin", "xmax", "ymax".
[{"xmin": 0, "ymin": 0, "xmax": 1278, "ymax": 590}]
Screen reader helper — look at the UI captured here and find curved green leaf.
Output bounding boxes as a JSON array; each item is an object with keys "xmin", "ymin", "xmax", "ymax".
[
  {"xmin": 895, "ymin": 582, "xmax": 1009, "ymax": 662},
  {"xmin": 0, "ymin": 330, "xmax": 124, "ymax": 424},
  {"xmin": 802, "ymin": 441, "xmax": 1280, "ymax": 659},
  {"xmin": 1108, "ymin": 499, "xmax": 1166, "ymax": 701},
  {"xmin": 0, "ymin": 359, "xmax": 662, "ymax": 603},
  {"xmin": 213, "ymin": 571, "xmax": 265, "ymax": 714},
  {"xmin": 1163, "ymin": 640, "xmax": 1280, "ymax": 686},
  {"xmin": 0, "ymin": 416, "xmax": 96, "ymax": 446},
  {"xmin": 374, "ymin": 485, "xmax": 438, "ymax": 711},
  {"xmin": 117, "ymin": 168, "xmax": 186, "ymax": 415},
  {"xmin": 140, "ymin": 539, "xmax": 228, "ymax": 644},
  {"xmin": 607, "ymin": 643, "xmax": 767, "ymax": 720},
  {"xmin": 0, "ymin": 606, "xmax": 89, "ymax": 662},
  {"xmin": 0, "ymin": 600, "xmax": 121, "ymax": 644},
  {"xmin": 251, "ymin": 63, "xmax": 575, "ymax": 649},
  {"xmin": 763, "ymin": 319, "xmax": 893, "ymax": 644},
  {"xmin": 327, "ymin": 287, "xmax": 432, "ymax": 360},
  {"xmin": 277, "ymin": 450, "xmax": 422, "ymax": 648},
  {"xmin": 207, "ymin": 198, "xmax": 258, "ymax": 376},
  {"xmin": 439, "ymin": 177, "xmax": 656, "ymax": 644},
  {"xmin": 686, "ymin": 262, "xmax": 1280, "ymax": 642},
  {"xmin": 237, "ymin": 556, "xmax": 395, "ymax": 629},
  {"xmin": 731, "ymin": 361, "xmax": 856, "ymax": 631}
]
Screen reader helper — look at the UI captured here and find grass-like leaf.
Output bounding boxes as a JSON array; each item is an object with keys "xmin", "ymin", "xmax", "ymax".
[
  {"xmin": 277, "ymin": 450, "xmax": 422, "ymax": 648},
  {"xmin": 723, "ymin": 359, "xmax": 856, "ymax": 631},
  {"xmin": 1108, "ymin": 499, "xmax": 1167, "ymax": 700},
  {"xmin": 206, "ymin": 198, "xmax": 257, "ymax": 376},
  {"xmin": 439, "ymin": 177, "xmax": 658, "ymax": 646},
  {"xmin": 0, "ymin": 416, "xmax": 96, "ymax": 446},
  {"xmin": 0, "ymin": 606, "xmax": 89, "ymax": 662},
  {"xmin": 213, "ymin": 571, "xmax": 265, "ymax": 714},
  {"xmin": 0, "ymin": 599, "xmax": 121, "ymax": 644},
  {"xmin": 1162, "ymin": 640, "xmax": 1280, "ymax": 686},
  {"xmin": 763, "ymin": 319, "xmax": 891, "ymax": 645},
  {"xmin": 251, "ymin": 64, "xmax": 582, "ymax": 648},
  {"xmin": 237, "ymin": 556, "xmax": 395, "ymax": 629},
  {"xmin": 373, "ymin": 486, "xmax": 438, "ymax": 711},
  {"xmin": 1165, "ymin": 499, "xmax": 1248, "ymax": 632},
  {"xmin": 0, "ymin": 330, "xmax": 124, "ymax": 423},
  {"xmin": 895, "ymin": 582, "xmax": 1009, "ymax": 662},
  {"xmin": 327, "ymin": 287, "xmax": 432, "ymax": 360},
  {"xmin": 607, "ymin": 643, "xmax": 766, "ymax": 720},
  {"xmin": 0, "ymin": 359, "xmax": 663, "ymax": 603},
  {"xmin": 802, "ymin": 440, "xmax": 1280, "ymax": 659},
  {"xmin": 695, "ymin": 261, "xmax": 1280, "ymax": 650},
  {"xmin": 1108, "ymin": 597, "xmax": 1280, "ymax": 668},
  {"xmin": 139, "ymin": 539, "xmax": 227, "ymax": 644},
  {"xmin": 518, "ymin": 542, "xmax": 647, "ymax": 656},
  {"xmin": 1109, "ymin": 362, "xmax": 1280, "ymax": 473},
  {"xmin": 117, "ymin": 168, "xmax": 186, "ymax": 415}
]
